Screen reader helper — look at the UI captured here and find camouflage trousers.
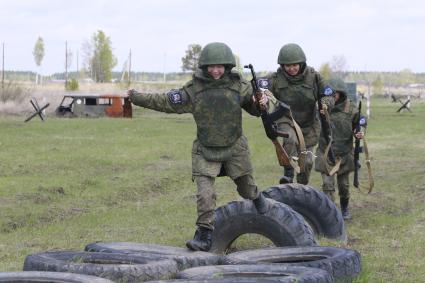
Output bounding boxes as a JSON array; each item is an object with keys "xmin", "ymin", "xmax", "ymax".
[
  {"xmin": 279, "ymin": 123, "xmax": 314, "ymax": 185},
  {"xmin": 194, "ymin": 174, "xmax": 259, "ymax": 230},
  {"xmin": 321, "ymin": 172, "xmax": 350, "ymax": 202}
]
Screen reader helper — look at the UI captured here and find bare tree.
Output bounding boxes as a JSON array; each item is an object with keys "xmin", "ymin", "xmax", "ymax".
[
  {"xmin": 319, "ymin": 63, "xmax": 332, "ymax": 81},
  {"xmin": 330, "ymin": 55, "xmax": 348, "ymax": 74}
]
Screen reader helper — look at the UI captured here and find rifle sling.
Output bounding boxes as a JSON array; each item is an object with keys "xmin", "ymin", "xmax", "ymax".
[
  {"xmin": 320, "ymin": 110, "xmax": 341, "ymax": 175},
  {"xmin": 293, "ymin": 119, "xmax": 306, "ymax": 173},
  {"xmin": 357, "ymin": 137, "xmax": 374, "ymax": 193}
]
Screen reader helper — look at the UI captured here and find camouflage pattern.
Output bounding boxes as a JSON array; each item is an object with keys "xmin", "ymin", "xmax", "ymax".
[
  {"xmin": 321, "ymin": 172, "xmax": 350, "ymax": 201},
  {"xmin": 261, "ymin": 65, "xmax": 333, "ymax": 184},
  {"xmin": 198, "ymin": 42, "xmax": 236, "ymax": 68},
  {"xmin": 266, "ymin": 66, "xmax": 330, "ymax": 147},
  {"xmin": 315, "ymin": 87, "xmax": 363, "ymax": 200},
  {"xmin": 129, "ymin": 68, "xmax": 260, "ymax": 230},
  {"xmin": 327, "ymin": 77, "xmax": 348, "ymax": 95},
  {"xmin": 195, "ymin": 174, "xmax": 258, "ymax": 229},
  {"xmin": 277, "ymin": 43, "xmax": 307, "ymax": 65},
  {"xmin": 315, "ymin": 94, "xmax": 359, "ymax": 175}
]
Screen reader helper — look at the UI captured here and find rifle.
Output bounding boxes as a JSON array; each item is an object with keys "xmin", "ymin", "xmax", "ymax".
[
  {"xmin": 353, "ymin": 101, "xmax": 363, "ymax": 188},
  {"xmin": 317, "ymin": 85, "xmax": 336, "ymax": 165},
  {"xmin": 244, "ymin": 64, "xmax": 294, "ymax": 168}
]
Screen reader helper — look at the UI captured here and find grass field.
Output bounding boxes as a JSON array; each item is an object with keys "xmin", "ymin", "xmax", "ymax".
[{"xmin": 0, "ymin": 95, "xmax": 424, "ymax": 282}]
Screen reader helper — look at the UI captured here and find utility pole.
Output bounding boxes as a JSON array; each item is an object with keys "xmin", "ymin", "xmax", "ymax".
[
  {"xmin": 76, "ymin": 50, "xmax": 79, "ymax": 79},
  {"xmin": 65, "ymin": 41, "xmax": 68, "ymax": 86},
  {"xmin": 1, "ymin": 42, "xmax": 4, "ymax": 91},
  {"xmin": 163, "ymin": 52, "xmax": 166, "ymax": 82},
  {"xmin": 128, "ymin": 49, "xmax": 132, "ymax": 87}
]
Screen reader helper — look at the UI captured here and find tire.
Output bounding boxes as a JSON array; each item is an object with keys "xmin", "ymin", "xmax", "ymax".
[
  {"xmin": 211, "ymin": 199, "xmax": 316, "ymax": 254},
  {"xmin": 176, "ymin": 264, "xmax": 333, "ymax": 283},
  {"xmin": 263, "ymin": 184, "xmax": 346, "ymax": 240},
  {"xmin": 84, "ymin": 242, "xmax": 222, "ymax": 270},
  {"xmin": 0, "ymin": 271, "xmax": 113, "ymax": 282},
  {"xmin": 145, "ymin": 278, "xmax": 288, "ymax": 283},
  {"xmin": 223, "ymin": 246, "xmax": 361, "ymax": 280},
  {"xmin": 23, "ymin": 251, "xmax": 179, "ymax": 282}
]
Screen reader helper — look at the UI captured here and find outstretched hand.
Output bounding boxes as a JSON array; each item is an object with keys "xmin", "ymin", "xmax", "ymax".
[{"xmin": 127, "ymin": 89, "xmax": 138, "ymax": 96}]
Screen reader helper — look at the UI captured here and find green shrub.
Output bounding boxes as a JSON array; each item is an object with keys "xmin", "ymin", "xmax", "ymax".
[
  {"xmin": 0, "ymin": 81, "xmax": 28, "ymax": 103},
  {"xmin": 65, "ymin": 79, "xmax": 79, "ymax": 91}
]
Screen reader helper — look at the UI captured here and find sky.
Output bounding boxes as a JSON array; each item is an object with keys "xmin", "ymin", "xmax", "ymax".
[{"xmin": 0, "ymin": 0, "xmax": 424, "ymax": 75}]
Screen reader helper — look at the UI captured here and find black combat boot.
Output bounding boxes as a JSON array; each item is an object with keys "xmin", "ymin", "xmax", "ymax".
[
  {"xmin": 253, "ymin": 193, "xmax": 269, "ymax": 214},
  {"xmin": 186, "ymin": 226, "xmax": 212, "ymax": 252},
  {"xmin": 279, "ymin": 166, "xmax": 294, "ymax": 184},
  {"xmin": 340, "ymin": 198, "xmax": 352, "ymax": 220}
]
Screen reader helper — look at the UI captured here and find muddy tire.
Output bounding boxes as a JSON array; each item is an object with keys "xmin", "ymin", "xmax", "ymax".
[
  {"xmin": 263, "ymin": 184, "xmax": 346, "ymax": 240},
  {"xmin": 146, "ymin": 278, "xmax": 292, "ymax": 283},
  {"xmin": 210, "ymin": 199, "xmax": 316, "ymax": 254},
  {"xmin": 176, "ymin": 264, "xmax": 333, "ymax": 283},
  {"xmin": 84, "ymin": 242, "xmax": 222, "ymax": 270},
  {"xmin": 0, "ymin": 271, "xmax": 113, "ymax": 282},
  {"xmin": 23, "ymin": 251, "xmax": 179, "ymax": 282},
  {"xmin": 223, "ymin": 246, "xmax": 361, "ymax": 280}
]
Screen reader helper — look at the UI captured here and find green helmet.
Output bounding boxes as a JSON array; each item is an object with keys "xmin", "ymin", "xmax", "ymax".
[
  {"xmin": 327, "ymin": 77, "xmax": 347, "ymax": 95},
  {"xmin": 198, "ymin": 42, "xmax": 236, "ymax": 68},
  {"xmin": 277, "ymin": 43, "xmax": 307, "ymax": 65}
]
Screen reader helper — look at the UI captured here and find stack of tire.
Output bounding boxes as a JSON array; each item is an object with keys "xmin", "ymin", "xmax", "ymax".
[{"xmin": 2, "ymin": 184, "xmax": 361, "ymax": 282}]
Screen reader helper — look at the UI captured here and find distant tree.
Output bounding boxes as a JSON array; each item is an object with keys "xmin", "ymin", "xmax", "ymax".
[
  {"xmin": 83, "ymin": 30, "xmax": 117, "ymax": 82},
  {"xmin": 319, "ymin": 63, "xmax": 332, "ymax": 81},
  {"xmin": 234, "ymin": 53, "xmax": 243, "ymax": 74},
  {"xmin": 372, "ymin": 75, "xmax": 384, "ymax": 95},
  {"xmin": 398, "ymin": 68, "xmax": 414, "ymax": 86},
  {"xmin": 32, "ymin": 37, "xmax": 45, "ymax": 84},
  {"xmin": 181, "ymin": 44, "xmax": 202, "ymax": 72}
]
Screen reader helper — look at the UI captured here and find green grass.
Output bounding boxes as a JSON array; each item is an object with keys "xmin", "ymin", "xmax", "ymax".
[{"xmin": 1, "ymin": 97, "xmax": 425, "ymax": 281}]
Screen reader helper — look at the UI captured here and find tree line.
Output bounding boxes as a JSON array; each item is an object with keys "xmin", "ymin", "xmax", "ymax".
[{"xmin": 2, "ymin": 34, "xmax": 425, "ymax": 91}]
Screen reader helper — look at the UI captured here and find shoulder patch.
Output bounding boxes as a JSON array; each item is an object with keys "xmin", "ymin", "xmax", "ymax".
[
  {"xmin": 359, "ymin": 116, "xmax": 367, "ymax": 126},
  {"xmin": 257, "ymin": 78, "xmax": 270, "ymax": 90},
  {"xmin": 323, "ymin": 85, "xmax": 334, "ymax": 96},
  {"xmin": 167, "ymin": 89, "xmax": 183, "ymax": 104}
]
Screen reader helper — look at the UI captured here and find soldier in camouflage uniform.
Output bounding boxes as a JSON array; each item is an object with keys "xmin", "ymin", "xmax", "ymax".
[
  {"xmin": 128, "ymin": 42, "xmax": 269, "ymax": 252},
  {"xmin": 260, "ymin": 43, "xmax": 334, "ymax": 185},
  {"xmin": 315, "ymin": 77, "xmax": 365, "ymax": 220}
]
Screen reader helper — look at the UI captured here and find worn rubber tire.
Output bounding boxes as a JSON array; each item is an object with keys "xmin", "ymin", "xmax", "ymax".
[
  {"xmin": 263, "ymin": 184, "xmax": 346, "ymax": 240},
  {"xmin": 0, "ymin": 271, "xmax": 113, "ymax": 282},
  {"xmin": 223, "ymin": 246, "xmax": 361, "ymax": 281},
  {"xmin": 145, "ymin": 278, "xmax": 289, "ymax": 283},
  {"xmin": 211, "ymin": 199, "xmax": 316, "ymax": 254},
  {"xmin": 176, "ymin": 264, "xmax": 333, "ymax": 283},
  {"xmin": 85, "ymin": 242, "xmax": 222, "ymax": 270},
  {"xmin": 23, "ymin": 251, "xmax": 179, "ymax": 282}
]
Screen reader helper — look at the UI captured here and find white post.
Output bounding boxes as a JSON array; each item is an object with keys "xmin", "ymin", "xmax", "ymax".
[
  {"xmin": 163, "ymin": 52, "xmax": 166, "ymax": 82},
  {"xmin": 366, "ymin": 81, "xmax": 371, "ymax": 118}
]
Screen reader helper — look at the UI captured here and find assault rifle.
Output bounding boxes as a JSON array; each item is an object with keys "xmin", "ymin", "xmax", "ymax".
[
  {"xmin": 353, "ymin": 101, "xmax": 363, "ymax": 188},
  {"xmin": 244, "ymin": 64, "xmax": 293, "ymax": 167}
]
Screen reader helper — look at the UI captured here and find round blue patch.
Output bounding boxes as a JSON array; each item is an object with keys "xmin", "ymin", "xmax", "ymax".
[
  {"xmin": 257, "ymin": 79, "xmax": 269, "ymax": 89},
  {"xmin": 323, "ymin": 86, "xmax": 334, "ymax": 96},
  {"xmin": 167, "ymin": 89, "xmax": 182, "ymax": 104}
]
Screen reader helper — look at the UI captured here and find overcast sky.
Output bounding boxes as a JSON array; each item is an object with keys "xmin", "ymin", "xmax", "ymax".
[{"xmin": 0, "ymin": 0, "xmax": 424, "ymax": 75}]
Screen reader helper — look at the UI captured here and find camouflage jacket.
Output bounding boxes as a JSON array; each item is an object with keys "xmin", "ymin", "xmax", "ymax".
[
  {"xmin": 315, "ymin": 96, "xmax": 363, "ymax": 174},
  {"xmin": 261, "ymin": 66, "xmax": 334, "ymax": 147},
  {"xmin": 129, "ymin": 70, "xmax": 259, "ymax": 161}
]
